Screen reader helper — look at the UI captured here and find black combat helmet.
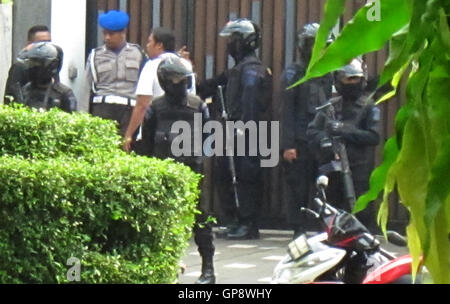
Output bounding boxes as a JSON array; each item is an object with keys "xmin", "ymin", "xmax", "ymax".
[
  {"xmin": 297, "ymin": 23, "xmax": 335, "ymax": 49},
  {"xmin": 297, "ymin": 23, "xmax": 335, "ymax": 63},
  {"xmin": 18, "ymin": 42, "xmax": 63, "ymax": 84},
  {"xmin": 297, "ymin": 23, "xmax": 320, "ymax": 50},
  {"xmin": 157, "ymin": 56, "xmax": 193, "ymax": 99},
  {"xmin": 220, "ymin": 19, "xmax": 261, "ymax": 62},
  {"xmin": 220, "ymin": 19, "xmax": 261, "ymax": 51}
]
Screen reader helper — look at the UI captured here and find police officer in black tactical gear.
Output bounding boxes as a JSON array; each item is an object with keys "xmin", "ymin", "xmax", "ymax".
[
  {"xmin": 211, "ymin": 19, "xmax": 272, "ymax": 240},
  {"xmin": 141, "ymin": 57, "xmax": 215, "ymax": 285},
  {"xmin": 280, "ymin": 23, "xmax": 334, "ymax": 238},
  {"xmin": 15, "ymin": 42, "xmax": 77, "ymax": 113},
  {"xmin": 4, "ymin": 25, "xmax": 51, "ymax": 105},
  {"xmin": 307, "ymin": 58, "xmax": 381, "ymax": 232}
]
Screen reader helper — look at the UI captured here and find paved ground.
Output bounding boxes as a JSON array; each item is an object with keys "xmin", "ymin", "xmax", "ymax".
[
  {"xmin": 179, "ymin": 229, "xmax": 294, "ymax": 284},
  {"xmin": 178, "ymin": 229, "xmax": 408, "ymax": 284}
]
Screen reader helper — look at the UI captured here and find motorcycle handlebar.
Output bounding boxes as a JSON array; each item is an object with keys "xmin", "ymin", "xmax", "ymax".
[
  {"xmin": 299, "ymin": 197, "xmax": 340, "ymax": 228},
  {"xmin": 300, "ymin": 207, "xmax": 320, "ymax": 219},
  {"xmin": 313, "ymin": 197, "xmax": 339, "ymax": 216}
]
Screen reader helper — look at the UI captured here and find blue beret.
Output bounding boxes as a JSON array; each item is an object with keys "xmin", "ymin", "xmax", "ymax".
[{"xmin": 99, "ymin": 10, "xmax": 130, "ymax": 31}]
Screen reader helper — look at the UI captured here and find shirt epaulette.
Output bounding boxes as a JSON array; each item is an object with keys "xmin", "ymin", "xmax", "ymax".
[
  {"xmin": 94, "ymin": 46, "xmax": 105, "ymax": 52},
  {"xmin": 127, "ymin": 43, "xmax": 145, "ymax": 54},
  {"xmin": 127, "ymin": 43, "xmax": 143, "ymax": 50}
]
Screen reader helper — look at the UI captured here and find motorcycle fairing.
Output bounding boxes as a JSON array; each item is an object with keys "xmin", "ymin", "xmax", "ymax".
[
  {"xmin": 362, "ymin": 255, "xmax": 416, "ymax": 284},
  {"xmin": 272, "ymin": 240, "xmax": 346, "ymax": 284}
]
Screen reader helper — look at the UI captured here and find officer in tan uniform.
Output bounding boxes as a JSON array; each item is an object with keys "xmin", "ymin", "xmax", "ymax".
[{"xmin": 80, "ymin": 10, "xmax": 147, "ymax": 136}]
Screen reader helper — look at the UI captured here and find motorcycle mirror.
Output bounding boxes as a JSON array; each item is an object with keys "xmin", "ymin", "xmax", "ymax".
[
  {"xmin": 386, "ymin": 231, "xmax": 408, "ymax": 247},
  {"xmin": 316, "ymin": 175, "xmax": 329, "ymax": 189}
]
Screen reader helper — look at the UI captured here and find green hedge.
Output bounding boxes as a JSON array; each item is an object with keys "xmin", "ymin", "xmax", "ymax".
[
  {"xmin": 0, "ymin": 104, "xmax": 122, "ymax": 160},
  {"xmin": 0, "ymin": 105, "xmax": 201, "ymax": 283}
]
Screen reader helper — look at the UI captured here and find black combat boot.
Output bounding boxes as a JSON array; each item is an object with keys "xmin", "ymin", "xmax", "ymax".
[
  {"xmin": 215, "ymin": 222, "xmax": 239, "ymax": 239},
  {"xmin": 226, "ymin": 224, "xmax": 260, "ymax": 240},
  {"xmin": 195, "ymin": 255, "xmax": 216, "ymax": 284}
]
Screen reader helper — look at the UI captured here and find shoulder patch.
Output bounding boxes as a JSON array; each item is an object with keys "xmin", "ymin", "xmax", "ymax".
[
  {"xmin": 284, "ymin": 64, "xmax": 305, "ymax": 84},
  {"xmin": 242, "ymin": 69, "xmax": 259, "ymax": 86},
  {"xmin": 370, "ymin": 106, "xmax": 381, "ymax": 122}
]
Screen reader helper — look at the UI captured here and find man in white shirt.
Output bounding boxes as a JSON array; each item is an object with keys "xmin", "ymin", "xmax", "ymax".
[{"xmin": 124, "ymin": 27, "xmax": 195, "ymax": 152}]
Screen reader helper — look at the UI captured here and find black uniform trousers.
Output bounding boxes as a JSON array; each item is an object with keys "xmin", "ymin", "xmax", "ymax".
[
  {"xmin": 90, "ymin": 103, "xmax": 134, "ymax": 137},
  {"xmin": 215, "ymin": 154, "xmax": 263, "ymax": 228},
  {"xmin": 194, "ymin": 200, "xmax": 215, "ymax": 258},
  {"xmin": 186, "ymin": 163, "xmax": 215, "ymax": 258},
  {"xmin": 283, "ymin": 143, "xmax": 317, "ymax": 232}
]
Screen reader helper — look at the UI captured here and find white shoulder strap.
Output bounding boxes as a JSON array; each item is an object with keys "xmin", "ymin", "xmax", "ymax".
[{"xmin": 90, "ymin": 49, "xmax": 98, "ymax": 93}]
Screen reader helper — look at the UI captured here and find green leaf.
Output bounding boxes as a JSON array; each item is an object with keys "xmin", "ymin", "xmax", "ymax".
[
  {"xmin": 378, "ymin": 0, "xmax": 427, "ymax": 88},
  {"xmin": 425, "ymin": 116, "xmax": 450, "ymax": 234},
  {"xmin": 376, "ymin": 59, "xmax": 411, "ymax": 105},
  {"xmin": 377, "ymin": 160, "xmax": 398, "ymax": 237},
  {"xmin": 425, "ymin": 210, "xmax": 450, "ymax": 284},
  {"xmin": 406, "ymin": 220, "xmax": 423, "ymax": 283},
  {"xmin": 378, "ymin": 25, "xmax": 412, "ymax": 89},
  {"xmin": 309, "ymin": 0, "xmax": 346, "ymax": 69},
  {"xmin": 395, "ymin": 118, "xmax": 429, "ymax": 280},
  {"xmin": 437, "ymin": 8, "xmax": 450, "ymax": 49},
  {"xmin": 294, "ymin": 0, "xmax": 411, "ymax": 86},
  {"xmin": 354, "ymin": 137, "xmax": 399, "ymax": 213}
]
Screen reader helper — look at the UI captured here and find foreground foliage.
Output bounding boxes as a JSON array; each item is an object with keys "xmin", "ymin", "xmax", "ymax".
[
  {"xmin": 295, "ymin": 0, "xmax": 450, "ymax": 283},
  {"xmin": 0, "ymin": 105, "xmax": 200, "ymax": 283}
]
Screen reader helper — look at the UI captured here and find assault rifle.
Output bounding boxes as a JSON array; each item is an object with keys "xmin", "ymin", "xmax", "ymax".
[{"xmin": 315, "ymin": 101, "xmax": 356, "ymax": 210}]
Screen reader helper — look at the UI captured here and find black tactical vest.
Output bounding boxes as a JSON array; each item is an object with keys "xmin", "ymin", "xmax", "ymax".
[
  {"xmin": 225, "ymin": 54, "xmax": 272, "ymax": 122},
  {"xmin": 331, "ymin": 96, "xmax": 379, "ymax": 168},
  {"xmin": 21, "ymin": 82, "xmax": 77, "ymax": 113},
  {"xmin": 147, "ymin": 94, "xmax": 206, "ymax": 172}
]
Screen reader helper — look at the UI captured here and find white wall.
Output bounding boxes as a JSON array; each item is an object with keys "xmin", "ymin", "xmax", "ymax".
[
  {"xmin": 0, "ymin": 4, "xmax": 13, "ymax": 103},
  {"xmin": 51, "ymin": 0, "xmax": 86, "ymax": 104}
]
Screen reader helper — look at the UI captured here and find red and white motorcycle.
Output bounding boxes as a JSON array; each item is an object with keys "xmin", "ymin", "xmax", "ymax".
[{"xmin": 272, "ymin": 176, "xmax": 427, "ymax": 284}]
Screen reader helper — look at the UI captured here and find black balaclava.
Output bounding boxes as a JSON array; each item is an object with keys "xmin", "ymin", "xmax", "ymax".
[
  {"xmin": 28, "ymin": 64, "xmax": 53, "ymax": 86},
  {"xmin": 165, "ymin": 79, "xmax": 189, "ymax": 105},
  {"xmin": 227, "ymin": 33, "xmax": 251, "ymax": 64},
  {"xmin": 337, "ymin": 80, "xmax": 364, "ymax": 101},
  {"xmin": 299, "ymin": 37, "xmax": 315, "ymax": 64}
]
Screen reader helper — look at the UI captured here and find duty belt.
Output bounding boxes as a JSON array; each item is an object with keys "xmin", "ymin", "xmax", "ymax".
[{"xmin": 92, "ymin": 95, "xmax": 136, "ymax": 107}]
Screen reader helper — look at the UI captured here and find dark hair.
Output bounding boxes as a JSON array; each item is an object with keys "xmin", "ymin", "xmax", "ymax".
[
  {"xmin": 27, "ymin": 25, "xmax": 50, "ymax": 42},
  {"xmin": 152, "ymin": 27, "xmax": 176, "ymax": 52}
]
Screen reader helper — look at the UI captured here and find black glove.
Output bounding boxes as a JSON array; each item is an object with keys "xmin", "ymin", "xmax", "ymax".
[
  {"xmin": 326, "ymin": 119, "xmax": 344, "ymax": 135},
  {"xmin": 326, "ymin": 120, "xmax": 356, "ymax": 136}
]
